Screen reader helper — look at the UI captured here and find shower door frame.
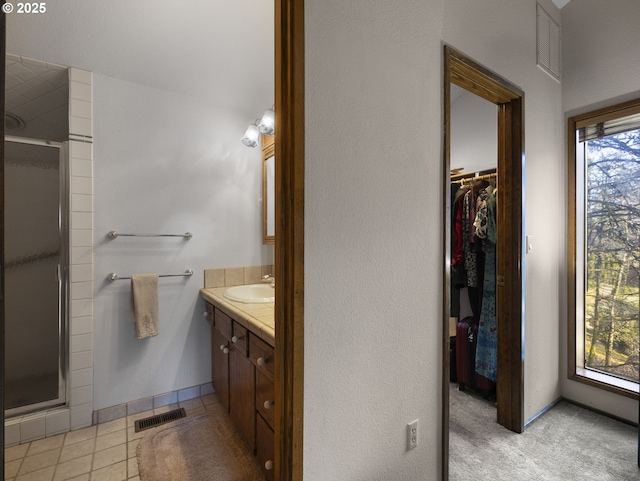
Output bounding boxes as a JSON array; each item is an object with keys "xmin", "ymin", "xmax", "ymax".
[{"xmin": 4, "ymin": 136, "xmax": 69, "ymax": 418}]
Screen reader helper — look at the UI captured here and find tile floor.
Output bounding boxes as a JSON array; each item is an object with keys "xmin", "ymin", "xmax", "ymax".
[{"xmin": 4, "ymin": 394, "xmax": 219, "ymax": 481}]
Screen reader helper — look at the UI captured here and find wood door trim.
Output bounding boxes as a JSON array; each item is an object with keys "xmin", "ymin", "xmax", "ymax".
[
  {"xmin": 1, "ymin": 11, "xmax": 6, "ymax": 465},
  {"xmin": 275, "ymin": 0, "xmax": 304, "ymax": 480},
  {"xmin": 442, "ymin": 45, "xmax": 525, "ymax": 480}
]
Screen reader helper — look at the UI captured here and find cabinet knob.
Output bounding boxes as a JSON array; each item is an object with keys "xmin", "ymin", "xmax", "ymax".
[
  {"xmin": 223, "ymin": 347, "xmax": 229, "ymax": 354},
  {"xmin": 257, "ymin": 357, "xmax": 267, "ymax": 366},
  {"xmin": 263, "ymin": 400, "xmax": 274, "ymax": 410},
  {"xmin": 219, "ymin": 344, "xmax": 225, "ymax": 351},
  {"xmin": 265, "ymin": 460, "xmax": 274, "ymax": 471},
  {"xmin": 231, "ymin": 336, "xmax": 238, "ymax": 343},
  {"xmin": 202, "ymin": 311, "xmax": 208, "ymax": 317}
]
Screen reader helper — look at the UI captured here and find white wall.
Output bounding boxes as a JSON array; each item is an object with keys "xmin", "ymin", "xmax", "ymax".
[
  {"xmin": 450, "ymin": 89, "xmax": 497, "ymax": 173},
  {"xmin": 560, "ymin": 0, "xmax": 640, "ymax": 422},
  {"xmin": 304, "ymin": 0, "xmax": 564, "ymax": 479},
  {"xmin": 92, "ymin": 75, "xmax": 270, "ymax": 409}
]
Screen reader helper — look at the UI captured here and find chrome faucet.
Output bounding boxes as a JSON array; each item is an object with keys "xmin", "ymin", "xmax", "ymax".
[{"xmin": 262, "ymin": 274, "xmax": 275, "ymax": 287}]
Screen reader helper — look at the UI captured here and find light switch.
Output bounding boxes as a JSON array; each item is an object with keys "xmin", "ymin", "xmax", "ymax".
[{"xmin": 526, "ymin": 235, "xmax": 533, "ymax": 254}]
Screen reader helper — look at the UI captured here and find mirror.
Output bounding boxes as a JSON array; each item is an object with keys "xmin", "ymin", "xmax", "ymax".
[{"xmin": 262, "ymin": 134, "xmax": 275, "ymax": 244}]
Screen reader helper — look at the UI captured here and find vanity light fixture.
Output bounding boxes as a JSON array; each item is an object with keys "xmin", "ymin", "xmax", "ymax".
[
  {"xmin": 241, "ymin": 122, "xmax": 260, "ymax": 148},
  {"xmin": 242, "ymin": 106, "xmax": 275, "ymax": 147},
  {"xmin": 257, "ymin": 107, "xmax": 275, "ymax": 136}
]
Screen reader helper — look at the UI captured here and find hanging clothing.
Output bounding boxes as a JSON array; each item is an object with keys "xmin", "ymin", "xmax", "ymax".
[
  {"xmin": 451, "ymin": 184, "xmax": 469, "ymax": 270},
  {"xmin": 451, "ymin": 183, "xmax": 463, "ymax": 317},
  {"xmin": 475, "ymin": 189, "xmax": 497, "ymax": 382},
  {"xmin": 462, "ymin": 189, "xmax": 479, "ymax": 287},
  {"xmin": 473, "ymin": 185, "xmax": 493, "ymax": 239}
]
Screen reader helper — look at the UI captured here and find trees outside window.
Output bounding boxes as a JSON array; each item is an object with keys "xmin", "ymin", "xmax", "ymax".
[{"xmin": 584, "ymin": 130, "xmax": 639, "ymax": 383}]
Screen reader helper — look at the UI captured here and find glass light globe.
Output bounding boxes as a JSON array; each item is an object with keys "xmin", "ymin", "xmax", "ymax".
[
  {"xmin": 257, "ymin": 109, "xmax": 275, "ymax": 136},
  {"xmin": 241, "ymin": 124, "xmax": 259, "ymax": 147}
]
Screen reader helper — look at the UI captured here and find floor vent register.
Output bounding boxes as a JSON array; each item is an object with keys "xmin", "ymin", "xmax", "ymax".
[{"xmin": 134, "ymin": 408, "xmax": 187, "ymax": 432}]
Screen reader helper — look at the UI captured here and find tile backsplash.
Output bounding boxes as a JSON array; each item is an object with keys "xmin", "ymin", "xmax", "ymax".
[{"xmin": 204, "ymin": 265, "xmax": 274, "ymax": 288}]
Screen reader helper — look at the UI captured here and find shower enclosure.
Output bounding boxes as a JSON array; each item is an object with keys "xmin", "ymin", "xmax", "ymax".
[{"xmin": 4, "ymin": 137, "xmax": 68, "ymax": 417}]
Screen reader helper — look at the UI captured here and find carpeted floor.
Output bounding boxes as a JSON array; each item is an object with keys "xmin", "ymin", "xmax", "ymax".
[
  {"xmin": 449, "ymin": 384, "xmax": 639, "ymax": 480},
  {"xmin": 137, "ymin": 401, "xmax": 266, "ymax": 481}
]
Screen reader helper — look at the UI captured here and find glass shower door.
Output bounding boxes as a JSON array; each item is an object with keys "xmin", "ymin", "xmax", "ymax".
[{"xmin": 4, "ymin": 139, "xmax": 67, "ymax": 415}]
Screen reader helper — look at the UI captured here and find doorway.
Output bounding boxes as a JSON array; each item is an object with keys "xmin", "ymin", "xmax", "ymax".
[
  {"xmin": 4, "ymin": 137, "xmax": 68, "ymax": 417},
  {"xmin": 442, "ymin": 46, "xmax": 526, "ymax": 480}
]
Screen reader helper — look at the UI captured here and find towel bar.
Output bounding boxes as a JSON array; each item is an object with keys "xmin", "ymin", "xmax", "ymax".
[
  {"xmin": 108, "ymin": 270, "xmax": 194, "ymax": 282},
  {"xmin": 108, "ymin": 231, "xmax": 193, "ymax": 239}
]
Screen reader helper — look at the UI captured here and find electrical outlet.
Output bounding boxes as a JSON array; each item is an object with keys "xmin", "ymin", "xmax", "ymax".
[{"xmin": 407, "ymin": 419, "xmax": 418, "ymax": 450}]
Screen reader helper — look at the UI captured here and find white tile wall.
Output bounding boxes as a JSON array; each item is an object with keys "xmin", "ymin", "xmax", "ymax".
[
  {"xmin": 70, "ymin": 351, "xmax": 93, "ymax": 371},
  {"xmin": 70, "ymin": 405, "xmax": 93, "ymax": 430},
  {"xmin": 5, "ymin": 419, "xmax": 22, "ymax": 446},
  {"xmin": 68, "ymin": 68, "xmax": 94, "ymax": 432},
  {"xmin": 70, "ymin": 316, "xmax": 93, "ymax": 336},
  {"xmin": 20, "ymin": 413, "xmax": 46, "ymax": 443},
  {"xmin": 46, "ymin": 410, "xmax": 70, "ymax": 436}
]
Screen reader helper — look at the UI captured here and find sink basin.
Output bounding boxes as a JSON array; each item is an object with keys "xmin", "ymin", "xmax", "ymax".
[{"xmin": 223, "ymin": 284, "xmax": 275, "ymax": 303}]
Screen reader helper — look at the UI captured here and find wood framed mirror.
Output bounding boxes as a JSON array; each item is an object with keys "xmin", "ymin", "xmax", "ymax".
[{"xmin": 262, "ymin": 134, "xmax": 275, "ymax": 245}]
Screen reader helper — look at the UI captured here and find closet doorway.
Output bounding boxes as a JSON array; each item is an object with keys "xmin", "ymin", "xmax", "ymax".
[{"xmin": 441, "ymin": 46, "xmax": 525, "ymax": 480}]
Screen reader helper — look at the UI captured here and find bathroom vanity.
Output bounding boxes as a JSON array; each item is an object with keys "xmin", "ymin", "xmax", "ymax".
[{"xmin": 201, "ymin": 287, "xmax": 275, "ymax": 480}]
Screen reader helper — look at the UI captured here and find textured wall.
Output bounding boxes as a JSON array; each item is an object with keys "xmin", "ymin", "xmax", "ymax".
[
  {"xmin": 562, "ymin": 0, "xmax": 640, "ymax": 115},
  {"xmin": 92, "ymin": 75, "xmax": 269, "ymax": 409}
]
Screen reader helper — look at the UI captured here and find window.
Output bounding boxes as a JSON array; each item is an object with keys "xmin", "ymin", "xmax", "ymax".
[{"xmin": 568, "ymin": 99, "xmax": 640, "ymax": 397}]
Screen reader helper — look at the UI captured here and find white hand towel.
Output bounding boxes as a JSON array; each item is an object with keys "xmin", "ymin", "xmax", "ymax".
[{"xmin": 131, "ymin": 273, "xmax": 159, "ymax": 339}]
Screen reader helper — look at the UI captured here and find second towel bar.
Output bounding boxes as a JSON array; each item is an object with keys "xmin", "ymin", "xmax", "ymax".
[
  {"xmin": 108, "ymin": 231, "xmax": 193, "ymax": 239},
  {"xmin": 108, "ymin": 270, "xmax": 194, "ymax": 282}
]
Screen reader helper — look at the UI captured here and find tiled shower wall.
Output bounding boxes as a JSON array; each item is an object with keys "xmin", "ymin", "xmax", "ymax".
[
  {"xmin": 5, "ymin": 65, "xmax": 94, "ymax": 447},
  {"xmin": 68, "ymin": 67, "xmax": 95, "ymax": 432}
]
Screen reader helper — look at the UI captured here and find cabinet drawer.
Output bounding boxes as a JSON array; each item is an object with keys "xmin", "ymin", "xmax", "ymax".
[
  {"xmin": 214, "ymin": 308, "xmax": 233, "ymax": 341},
  {"xmin": 250, "ymin": 335, "xmax": 275, "ymax": 380},
  {"xmin": 256, "ymin": 369, "xmax": 275, "ymax": 429},
  {"xmin": 256, "ymin": 413, "xmax": 274, "ymax": 481}
]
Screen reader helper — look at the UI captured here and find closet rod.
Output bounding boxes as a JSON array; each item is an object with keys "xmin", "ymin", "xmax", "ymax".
[
  {"xmin": 108, "ymin": 270, "xmax": 194, "ymax": 282},
  {"xmin": 450, "ymin": 170, "xmax": 497, "ymax": 182},
  {"xmin": 108, "ymin": 231, "xmax": 193, "ymax": 239}
]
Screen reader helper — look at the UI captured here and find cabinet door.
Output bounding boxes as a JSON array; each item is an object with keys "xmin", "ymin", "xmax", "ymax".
[
  {"xmin": 256, "ymin": 413, "xmax": 274, "ymax": 481},
  {"xmin": 229, "ymin": 346, "xmax": 255, "ymax": 450},
  {"xmin": 211, "ymin": 326, "xmax": 229, "ymax": 412},
  {"xmin": 256, "ymin": 369, "xmax": 275, "ymax": 430}
]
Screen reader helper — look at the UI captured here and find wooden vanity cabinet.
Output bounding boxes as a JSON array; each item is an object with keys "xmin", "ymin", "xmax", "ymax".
[{"xmin": 207, "ymin": 302, "xmax": 274, "ymax": 478}]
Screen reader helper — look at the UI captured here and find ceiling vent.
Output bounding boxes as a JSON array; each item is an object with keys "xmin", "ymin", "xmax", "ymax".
[
  {"xmin": 536, "ymin": 3, "xmax": 561, "ymax": 81},
  {"xmin": 5, "ymin": 112, "xmax": 25, "ymax": 131}
]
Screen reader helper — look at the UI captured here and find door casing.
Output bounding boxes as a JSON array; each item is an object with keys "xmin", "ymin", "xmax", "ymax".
[
  {"xmin": 274, "ymin": 1, "xmax": 305, "ymax": 480},
  {"xmin": 441, "ymin": 45, "xmax": 526, "ymax": 480}
]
